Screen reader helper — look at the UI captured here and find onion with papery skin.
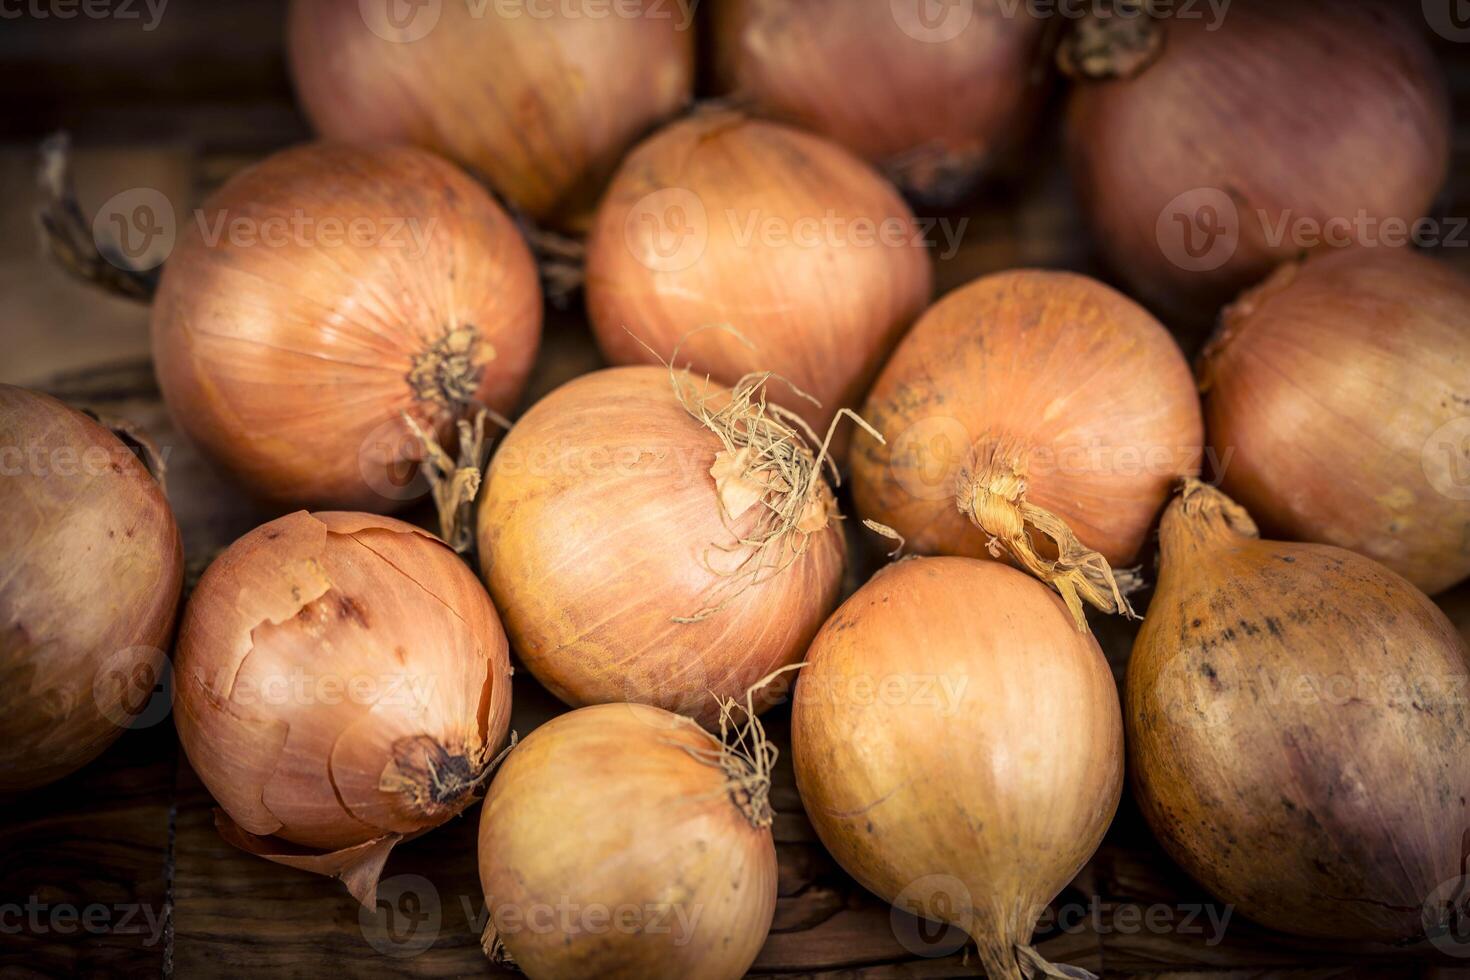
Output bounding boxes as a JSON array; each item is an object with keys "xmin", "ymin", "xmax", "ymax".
[
  {"xmin": 851, "ymin": 269, "xmax": 1202, "ymax": 627},
  {"xmin": 0, "ymin": 386, "xmax": 183, "ymax": 792},
  {"xmin": 476, "ymin": 365, "xmax": 845, "ymax": 725},
  {"xmin": 711, "ymin": 0, "xmax": 1047, "ymax": 205},
  {"xmin": 792, "ymin": 556, "xmax": 1122, "ymax": 979},
  {"xmin": 585, "ymin": 111, "xmax": 933, "ymax": 442},
  {"xmin": 1063, "ymin": 0, "xmax": 1449, "ymax": 316},
  {"xmin": 478, "ymin": 700, "xmax": 777, "ymax": 979},
  {"xmin": 1129, "ymin": 480, "xmax": 1470, "ymax": 943},
  {"xmin": 1200, "ymin": 248, "xmax": 1470, "ymax": 595},
  {"xmin": 174, "ymin": 510, "xmax": 512, "ymax": 904},
  {"xmin": 151, "ymin": 142, "xmax": 541, "ymax": 514},
  {"xmin": 287, "ymin": 0, "xmax": 693, "ymax": 227}
]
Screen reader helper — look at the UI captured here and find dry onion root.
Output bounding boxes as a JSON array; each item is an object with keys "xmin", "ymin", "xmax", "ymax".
[
  {"xmin": 1129, "ymin": 480, "xmax": 1470, "ymax": 942},
  {"xmin": 173, "ymin": 511, "xmax": 513, "ymax": 905},
  {"xmin": 151, "ymin": 141, "xmax": 542, "ymax": 513},
  {"xmin": 792, "ymin": 556, "xmax": 1123, "ymax": 979},
  {"xmin": 287, "ymin": 0, "xmax": 693, "ymax": 228},
  {"xmin": 851, "ymin": 269, "xmax": 1202, "ymax": 628},
  {"xmin": 1200, "ymin": 248, "xmax": 1470, "ymax": 595},
  {"xmin": 585, "ymin": 110, "xmax": 933, "ymax": 445},
  {"xmin": 1063, "ymin": 0, "xmax": 1450, "ymax": 316},
  {"xmin": 0, "ymin": 386, "xmax": 184, "ymax": 792},
  {"xmin": 477, "ymin": 361, "xmax": 847, "ymax": 726},
  {"xmin": 710, "ymin": 0, "xmax": 1049, "ymax": 205},
  {"xmin": 477, "ymin": 690, "xmax": 782, "ymax": 979}
]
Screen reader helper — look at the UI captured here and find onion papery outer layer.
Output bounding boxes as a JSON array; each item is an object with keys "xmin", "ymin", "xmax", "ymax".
[
  {"xmin": 711, "ymin": 0, "xmax": 1048, "ymax": 206},
  {"xmin": 1128, "ymin": 480, "xmax": 1470, "ymax": 943},
  {"xmin": 287, "ymin": 0, "xmax": 693, "ymax": 228},
  {"xmin": 1063, "ymin": 0, "xmax": 1450, "ymax": 317},
  {"xmin": 792, "ymin": 557, "xmax": 1122, "ymax": 979},
  {"xmin": 851, "ymin": 269, "xmax": 1202, "ymax": 626},
  {"xmin": 0, "ymin": 386, "xmax": 184, "ymax": 792},
  {"xmin": 585, "ymin": 111, "xmax": 933, "ymax": 446},
  {"xmin": 174, "ymin": 510, "xmax": 513, "ymax": 905},
  {"xmin": 1200, "ymin": 248, "xmax": 1470, "ymax": 595},
  {"xmin": 476, "ymin": 365, "xmax": 845, "ymax": 727},
  {"xmin": 478, "ymin": 702, "xmax": 777, "ymax": 980},
  {"xmin": 151, "ymin": 141, "xmax": 542, "ymax": 512}
]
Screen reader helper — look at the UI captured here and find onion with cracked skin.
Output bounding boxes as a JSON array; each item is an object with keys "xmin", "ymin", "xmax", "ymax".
[{"xmin": 173, "ymin": 510, "xmax": 512, "ymax": 905}]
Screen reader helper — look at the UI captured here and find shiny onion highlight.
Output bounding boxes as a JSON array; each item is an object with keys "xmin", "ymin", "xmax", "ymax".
[
  {"xmin": 1200, "ymin": 248, "xmax": 1470, "ymax": 595},
  {"xmin": 1064, "ymin": 0, "xmax": 1449, "ymax": 315},
  {"xmin": 585, "ymin": 111, "xmax": 933, "ymax": 442},
  {"xmin": 792, "ymin": 557, "xmax": 1122, "ymax": 979},
  {"xmin": 852, "ymin": 269, "xmax": 1202, "ymax": 627},
  {"xmin": 0, "ymin": 386, "xmax": 183, "ymax": 791},
  {"xmin": 476, "ymin": 365, "xmax": 845, "ymax": 726},
  {"xmin": 288, "ymin": 0, "xmax": 693, "ymax": 226},
  {"xmin": 174, "ymin": 511, "xmax": 513, "ymax": 904},
  {"xmin": 711, "ymin": 0, "xmax": 1048, "ymax": 205},
  {"xmin": 478, "ymin": 702, "xmax": 778, "ymax": 979},
  {"xmin": 151, "ymin": 142, "xmax": 542, "ymax": 512},
  {"xmin": 1129, "ymin": 481, "xmax": 1470, "ymax": 942}
]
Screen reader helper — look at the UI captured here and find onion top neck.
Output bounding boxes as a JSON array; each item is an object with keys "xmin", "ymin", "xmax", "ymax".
[
  {"xmin": 1058, "ymin": 0, "xmax": 1165, "ymax": 81},
  {"xmin": 1160, "ymin": 478, "xmax": 1261, "ymax": 563},
  {"xmin": 408, "ymin": 323, "xmax": 489, "ymax": 411}
]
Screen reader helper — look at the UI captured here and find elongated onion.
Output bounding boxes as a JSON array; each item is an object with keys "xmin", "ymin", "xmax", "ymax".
[
  {"xmin": 1129, "ymin": 480, "xmax": 1470, "ymax": 942},
  {"xmin": 476, "ymin": 365, "xmax": 844, "ymax": 725},
  {"xmin": 585, "ymin": 111, "xmax": 933, "ymax": 442},
  {"xmin": 792, "ymin": 556, "xmax": 1122, "ymax": 979},
  {"xmin": 711, "ymin": 0, "xmax": 1047, "ymax": 204},
  {"xmin": 174, "ymin": 510, "xmax": 512, "ymax": 904},
  {"xmin": 478, "ymin": 701, "xmax": 777, "ymax": 979},
  {"xmin": 151, "ymin": 142, "xmax": 541, "ymax": 513},
  {"xmin": 0, "ymin": 386, "xmax": 183, "ymax": 791},
  {"xmin": 852, "ymin": 269, "xmax": 1202, "ymax": 626},
  {"xmin": 1064, "ymin": 0, "xmax": 1449, "ymax": 315},
  {"xmin": 1200, "ymin": 248, "xmax": 1470, "ymax": 595},
  {"xmin": 288, "ymin": 0, "xmax": 693, "ymax": 226}
]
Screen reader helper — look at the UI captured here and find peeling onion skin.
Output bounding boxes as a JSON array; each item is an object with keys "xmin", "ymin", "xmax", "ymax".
[
  {"xmin": 711, "ymin": 0, "xmax": 1048, "ymax": 206},
  {"xmin": 287, "ymin": 0, "xmax": 693, "ymax": 227},
  {"xmin": 151, "ymin": 142, "xmax": 542, "ymax": 512},
  {"xmin": 476, "ymin": 366, "xmax": 845, "ymax": 727},
  {"xmin": 791, "ymin": 557, "xmax": 1123, "ymax": 980},
  {"xmin": 1200, "ymin": 249, "xmax": 1470, "ymax": 596},
  {"xmin": 852, "ymin": 269, "xmax": 1202, "ymax": 567},
  {"xmin": 0, "ymin": 387, "xmax": 184, "ymax": 792},
  {"xmin": 1065, "ymin": 0, "xmax": 1450, "ymax": 316},
  {"xmin": 174, "ymin": 511, "xmax": 512, "ymax": 894},
  {"xmin": 478, "ymin": 703, "xmax": 776, "ymax": 980},
  {"xmin": 1129, "ymin": 482, "xmax": 1470, "ymax": 942},
  {"xmin": 585, "ymin": 111, "xmax": 933, "ymax": 444}
]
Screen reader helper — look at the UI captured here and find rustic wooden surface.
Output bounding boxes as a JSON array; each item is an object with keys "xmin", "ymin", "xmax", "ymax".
[{"xmin": 4, "ymin": 5, "xmax": 1470, "ymax": 979}]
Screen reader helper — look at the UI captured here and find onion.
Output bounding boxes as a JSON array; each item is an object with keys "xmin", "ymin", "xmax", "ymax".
[
  {"xmin": 478, "ymin": 699, "xmax": 777, "ymax": 978},
  {"xmin": 0, "ymin": 386, "xmax": 183, "ymax": 791},
  {"xmin": 710, "ymin": 0, "xmax": 1047, "ymax": 205},
  {"xmin": 1063, "ymin": 0, "xmax": 1450, "ymax": 315},
  {"xmin": 584, "ymin": 110, "xmax": 933, "ymax": 443},
  {"xmin": 476, "ymin": 364, "xmax": 845, "ymax": 725},
  {"xmin": 851, "ymin": 269, "xmax": 1202, "ymax": 627},
  {"xmin": 1128, "ymin": 480, "xmax": 1470, "ymax": 942},
  {"xmin": 1199, "ymin": 248, "xmax": 1470, "ymax": 596},
  {"xmin": 152, "ymin": 141, "xmax": 542, "ymax": 514},
  {"xmin": 792, "ymin": 556, "xmax": 1122, "ymax": 979},
  {"xmin": 287, "ymin": 0, "xmax": 693, "ymax": 227},
  {"xmin": 173, "ymin": 510, "xmax": 512, "ymax": 904}
]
